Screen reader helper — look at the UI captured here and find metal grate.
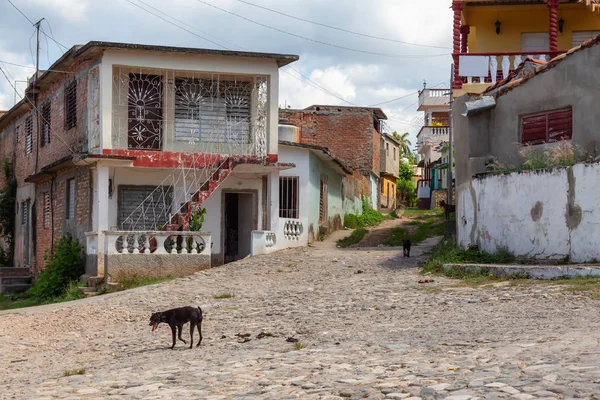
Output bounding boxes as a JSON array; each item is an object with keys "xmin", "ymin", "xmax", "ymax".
[
  {"xmin": 41, "ymin": 102, "xmax": 51, "ymax": 147},
  {"xmin": 279, "ymin": 176, "xmax": 299, "ymax": 219},
  {"xmin": 64, "ymin": 80, "xmax": 77, "ymax": 130},
  {"xmin": 43, "ymin": 192, "xmax": 51, "ymax": 229},
  {"xmin": 66, "ymin": 178, "xmax": 76, "ymax": 220},
  {"xmin": 21, "ymin": 201, "xmax": 28, "ymax": 225},
  {"xmin": 25, "ymin": 117, "xmax": 33, "ymax": 155}
]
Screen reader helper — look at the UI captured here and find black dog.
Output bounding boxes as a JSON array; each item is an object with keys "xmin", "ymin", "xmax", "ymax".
[
  {"xmin": 149, "ymin": 306, "xmax": 203, "ymax": 349},
  {"xmin": 439, "ymin": 200, "xmax": 456, "ymax": 220},
  {"xmin": 403, "ymin": 239, "xmax": 411, "ymax": 257}
]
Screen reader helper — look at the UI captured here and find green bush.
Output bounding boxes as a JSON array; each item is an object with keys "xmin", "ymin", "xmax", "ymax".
[
  {"xmin": 0, "ymin": 158, "xmax": 17, "ymax": 265},
  {"xmin": 344, "ymin": 199, "xmax": 384, "ymax": 229},
  {"xmin": 337, "ymin": 228, "xmax": 369, "ymax": 248},
  {"xmin": 28, "ymin": 234, "xmax": 85, "ymax": 301}
]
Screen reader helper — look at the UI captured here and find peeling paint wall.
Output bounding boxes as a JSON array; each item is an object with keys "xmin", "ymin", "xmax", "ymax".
[{"xmin": 458, "ymin": 163, "xmax": 600, "ymax": 262}]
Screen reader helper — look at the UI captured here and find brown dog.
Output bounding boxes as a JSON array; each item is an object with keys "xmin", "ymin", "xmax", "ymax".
[
  {"xmin": 149, "ymin": 306, "xmax": 203, "ymax": 349},
  {"xmin": 439, "ymin": 200, "xmax": 456, "ymax": 220}
]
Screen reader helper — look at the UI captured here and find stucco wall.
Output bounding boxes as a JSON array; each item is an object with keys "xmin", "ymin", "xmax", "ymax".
[
  {"xmin": 308, "ymin": 152, "xmax": 344, "ymax": 241},
  {"xmin": 458, "ymin": 163, "xmax": 600, "ymax": 262}
]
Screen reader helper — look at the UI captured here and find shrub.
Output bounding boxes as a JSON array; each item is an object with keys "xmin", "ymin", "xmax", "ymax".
[
  {"xmin": 337, "ymin": 227, "xmax": 368, "ymax": 248},
  {"xmin": 344, "ymin": 199, "xmax": 385, "ymax": 229},
  {"xmin": 28, "ymin": 234, "xmax": 85, "ymax": 301},
  {"xmin": 0, "ymin": 158, "xmax": 17, "ymax": 265}
]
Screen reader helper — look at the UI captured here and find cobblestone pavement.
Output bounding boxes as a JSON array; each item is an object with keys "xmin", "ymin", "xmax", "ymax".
[{"xmin": 2, "ymin": 237, "xmax": 600, "ymax": 400}]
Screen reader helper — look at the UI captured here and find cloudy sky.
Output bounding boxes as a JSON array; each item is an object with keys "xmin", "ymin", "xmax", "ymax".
[{"xmin": 0, "ymin": 0, "xmax": 453, "ymax": 146}]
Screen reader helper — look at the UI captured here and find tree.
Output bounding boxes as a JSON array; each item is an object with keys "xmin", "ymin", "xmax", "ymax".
[
  {"xmin": 398, "ymin": 159, "xmax": 414, "ymax": 181},
  {"xmin": 392, "ymin": 131, "xmax": 412, "ymax": 155}
]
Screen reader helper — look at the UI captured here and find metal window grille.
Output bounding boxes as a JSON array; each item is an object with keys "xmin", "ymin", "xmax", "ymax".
[
  {"xmin": 25, "ymin": 117, "xmax": 33, "ymax": 155},
  {"xmin": 21, "ymin": 201, "xmax": 28, "ymax": 225},
  {"xmin": 66, "ymin": 178, "xmax": 76, "ymax": 219},
  {"xmin": 279, "ymin": 176, "xmax": 299, "ymax": 219},
  {"xmin": 41, "ymin": 102, "xmax": 51, "ymax": 146},
  {"xmin": 64, "ymin": 80, "xmax": 77, "ymax": 130},
  {"xmin": 43, "ymin": 192, "xmax": 51, "ymax": 229},
  {"xmin": 319, "ymin": 175, "xmax": 328, "ymax": 223}
]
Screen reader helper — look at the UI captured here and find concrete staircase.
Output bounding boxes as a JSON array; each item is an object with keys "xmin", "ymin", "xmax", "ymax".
[
  {"xmin": 163, "ymin": 157, "xmax": 234, "ymax": 232},
  {"xmin": 78, "ymin": 275, "xmax": 106, "ymax": 298}
]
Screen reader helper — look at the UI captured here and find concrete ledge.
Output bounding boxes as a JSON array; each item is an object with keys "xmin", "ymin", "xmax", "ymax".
[
  {"xmin": 443, "ymin": 263, "xmax": 600, "ymax": 280},
  {"xmin": 107, "ymin": 254, "xmax": 210, "ymax": 281}
]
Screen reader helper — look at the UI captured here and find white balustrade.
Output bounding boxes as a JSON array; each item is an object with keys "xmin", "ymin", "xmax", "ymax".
[
  {"xmin": 102, "ymin": 231, "xmax": 211, "ymax": 256},
  {"xmin": 265, "ymin": 232, "xmax": 276, "ymax": 248},
  {"xmin": 459, "ymin": 53, "xmax": 551, "ymax": 84},
  {"xmin": 283, "ymin": 220, "xmax": 303, "ymax": 241}
]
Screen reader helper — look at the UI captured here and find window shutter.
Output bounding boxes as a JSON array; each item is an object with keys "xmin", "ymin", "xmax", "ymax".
[
  {"xmin": 41, "ymin": 102, "xmax": 51, "ymax": 146},
  {"xmin": 65, "ymin": 81, "xmax": 77, "ymax": 130},
  {"xmin": 521, "ymin": 114, "xmax": 547, "ymax": 145},
  {"xmin": 25, "ymin": 117, "xmax": 33, "ymax": 155},
  {"xmin": 43, "ymin": 192, "xmax": 51, "ymax": 229},
  {"xmin": 548, "ymin": 108, "xmax": 572, "ymax": 142}
]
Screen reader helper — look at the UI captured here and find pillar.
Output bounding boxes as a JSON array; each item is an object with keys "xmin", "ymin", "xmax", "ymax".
[
  {"xmin": 548, "ymin": 0, "xmax": 559, "ymax": 53},
  {"xmin": 460, "ymin": 25, "xmax": 470, "ymax": 53},
  {"xmin": 452, "ymin": 1, "xmax": 464, "ymax": 89},
  {"xmin": 95, "ymin": 164, "xmax": 110, "ymax": 277}
]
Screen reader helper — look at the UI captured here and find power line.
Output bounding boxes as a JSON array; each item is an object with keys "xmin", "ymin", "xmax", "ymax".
[
  {"xmin": 0, "ymin": 59, "xmax": 73, "ymax": 74},
  {"xmin": 284, "ymin": 66, "xmax": 356, "ymax": 106},
  {"xmin": 42, "ymin": 19, "xmax": 69, "ymax": 52},
  {"xmin": 368, "ymin": 91, "xmax": 417, "ymax": 107},
  {"xmin": 234, "ymin": 0, "xmax": 451, "ymax": 50},
  {"xmin": 6, "ymin": 0, "xmax": 34, "ymax": 24},
  {"xmin": 195, "ymin": 0, "xmax": 450, "ymax": 59},
  {"xmin": 124, "ymin": 0, "xmax": 228, "ymax": 49}
]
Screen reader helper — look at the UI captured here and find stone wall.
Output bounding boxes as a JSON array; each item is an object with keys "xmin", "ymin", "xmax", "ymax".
[
  {"xmin": 458, "ymin": 163, "xmax": 600, "ymax": 262},
  {"xmin": 431, "ymin": 189, "xmax": 456, "ymax": 210},
  {"xmin": 107, "ymin": 254, "xmax": 211, "ymax": 281}
]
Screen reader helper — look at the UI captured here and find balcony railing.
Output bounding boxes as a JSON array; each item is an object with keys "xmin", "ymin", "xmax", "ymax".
[
  {"xmin": 417, "ymin": 126, "xmax": 450, "ymax": 146},
  {"xmin": 457, "ymin": 51, "xmax": 564, "ymax": 85},
  {"xmin": 418, "ymin": 89, "xmax": 451, "ymax": 108}
]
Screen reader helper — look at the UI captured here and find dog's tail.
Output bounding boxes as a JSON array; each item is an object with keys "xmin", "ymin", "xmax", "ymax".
[{"xmin": 197, "ymin": 306, "xmax": 203, "ymax": 319}]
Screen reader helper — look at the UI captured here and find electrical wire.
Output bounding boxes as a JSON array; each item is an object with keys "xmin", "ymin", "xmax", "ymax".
[
  {"xmin": 6, "ymin": 0, "xmax": 34, "ymax": 24},
  {"xmin": 195, "ymin": 0, "xmax": 450, "ymax": 59},
  {"xmin": 234, "ymin": 0, "xmax": 451, "ymax": 50},
  {"xmin": 0, "ymin": 59, "xmax": 73, "ymax": 74},
  {"xmin": 7, "ymin": 0, "xmax": 70, "ymax": 52}
]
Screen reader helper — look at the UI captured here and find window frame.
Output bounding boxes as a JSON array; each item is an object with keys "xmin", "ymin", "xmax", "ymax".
[
  {"xmin": 64, "ymin": 80, "xmax": 77, "ymax": 130},
  {"xmin": 66, "ymin": 178, "xmax": 76, "ymax": 220},
  {"xmin": 41, "ymin": 101, "xmax": 51, "ymax": 147},
  {"xmin": 279, "ymin": 176, "xmax": 299, "ymax": 219},
  {"xmin": 25, "ymin": 117, "xmax": 33, "ymax": 155}
]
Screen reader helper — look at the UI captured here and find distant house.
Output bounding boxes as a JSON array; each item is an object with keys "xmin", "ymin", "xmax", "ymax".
[
  {"xmin": 279, "ymin": 105, "xmax": 388, "ymax": 213},
  {"xmin": 380, "ymin": 133, "xmax": 400, "ymax": 210}
]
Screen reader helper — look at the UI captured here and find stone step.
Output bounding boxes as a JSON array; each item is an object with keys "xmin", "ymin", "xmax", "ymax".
[
  {"xmin": 0, "ymin": 276, "xmax": 32, "ymax": 285},
  {"xmin": 86, "ymin": 276, "xmax": 105, "ymax": 288},
  {"xmin": 83, "ymin": 291, "xmax": 99, "ymax": 298},
  {"xmin": 1, "ymin": 283, "xmax": 31, "ymax": 295},
  {"xmin": 78, "ymin": 286, "xmax": 97, "ymax": 294}
]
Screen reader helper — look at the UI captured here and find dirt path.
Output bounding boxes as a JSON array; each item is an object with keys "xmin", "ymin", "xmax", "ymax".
[{"xmin": 350, "ymin": 217, "xmax": 410, "ymax": 248}]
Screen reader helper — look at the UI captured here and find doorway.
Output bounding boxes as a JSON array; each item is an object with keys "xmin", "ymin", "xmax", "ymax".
[{"xmin": 223, "ymin": 192, "xmax": 256, "ymax": 264}]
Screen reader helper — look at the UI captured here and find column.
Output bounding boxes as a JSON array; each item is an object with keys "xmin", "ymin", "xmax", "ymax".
[
  {"xmin": 452, "ymin": 1, "xmax": 464, "ymax": 89},
  {"xmin": 548, "ymin": 0, "xmax": 559, "ymax": 53},
  {"xmin": 460, "ymin": 25, "xmax": 470, "ymax": 53},
  {"xmin": 268, "ymin": 171, "xmax": 279, "ymax": 234},
  {"xmin": 95, "ymin": 164, "xmax": 110, "ymax": 277}
]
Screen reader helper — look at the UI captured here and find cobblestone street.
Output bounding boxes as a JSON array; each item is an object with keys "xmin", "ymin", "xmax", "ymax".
[{"xmin": 2, "ymin": 237, "xmax": 600, "ymax": 399}]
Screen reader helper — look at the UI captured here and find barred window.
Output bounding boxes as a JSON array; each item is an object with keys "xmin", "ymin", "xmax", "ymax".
[
  {"xmin": 21, "ymin": 200, "xmax": 29, "ymax": 225},
  {"xmin": 25, "ymin": 117, "xmax": 33, "ymax": 155},
  {"xmin": 279, "ymin": 176, "xmax": 299, "ymax": 219},
  {"xmin": 64, "ymin": 80, "xmax": 77, "ymax": 130},
  {"xmin": 66, "ymin": 178, "xmax": 76, "ymax": 220},
  {"xmin": 43, "ymin": 192, "xmax": 51, "ymax": 229},
  {"xmin": 41, "ymin": 102, "xmax": 51, "ymax": 146}
]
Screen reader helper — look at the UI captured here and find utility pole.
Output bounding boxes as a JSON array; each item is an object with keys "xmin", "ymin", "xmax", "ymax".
[
  {"xmin": 447, "ymin": 63, "xmax": 454, "ymax": 206},
  {"xmin": 33, "ymin": 18, "xmax": 44, "ymax": 173}
]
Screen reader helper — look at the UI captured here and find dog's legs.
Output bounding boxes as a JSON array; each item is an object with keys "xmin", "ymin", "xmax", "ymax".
[
  {"xmin": 170, "ymin": 325, "xmax": 177, "ymax": 349},
  {"xmin": 177, "ymin": 324, "xmax": 187, "ymax": 344},
  {"xmin": 196, "ymin": 320, "xmax": 203, "ymax": 347},
  {"xmin": 189, "ymin": 321, "xmax": 195, "ymax": 349}
]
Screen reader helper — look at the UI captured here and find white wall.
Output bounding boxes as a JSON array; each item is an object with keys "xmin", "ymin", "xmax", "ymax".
[
  {"xmin": 279, "ymin": 146, "xmax": 310, "ymax": 220},
  {"xmin": 458, "ymin": 163, "xmax": 600, "ymax": 262}
]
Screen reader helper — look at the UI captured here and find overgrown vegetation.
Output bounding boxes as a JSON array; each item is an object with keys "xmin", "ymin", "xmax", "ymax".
[
  {"xmin": 0, "ymin": 158, "xmax": 17, "ymax": 266},
  {"xmin": 337, "ymin": 227, "xmax": 368, "ymax": 248},
  {"xmin": 293, "ymin": 342, "xmax": 307, "ymax": 351},
  {"xmin": 487, "ymin": 140, "xmax": 600, "ymax": 174},
  {"xmin": 28, "ymin": 234, "xmax": 85, "ymax": 301},
  {"xmin": 63, "ymin": 368, "xmax": 86, "ymax": 377},
  {"xmin": 213, "ymin": 292, "xmax": 234, "ymax": 299},
  {"xmin": 397, "ymin": 159, "xmax": 417, "ymax": 207},
  {"xmin": 344, "ymin": 199, "xmax": 385, "ymax": 229}
]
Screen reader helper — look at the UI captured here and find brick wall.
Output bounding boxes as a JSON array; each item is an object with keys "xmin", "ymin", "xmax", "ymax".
[
  {"xmin": 280, "ymin": 107, "xmax": 379, "ymax": 173},
  {"xmin": 34, "ymin": 167, "xmax": 91, "ymax": 272},
  {"xmin": 0, "ymin": 128, "xmax": 15, "ymax": 188}
]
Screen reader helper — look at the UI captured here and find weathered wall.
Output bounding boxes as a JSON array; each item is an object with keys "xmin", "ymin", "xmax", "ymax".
[
  {"xmin": 308, "ymin": 152, "xmax": 344, "ymax": 241},
  {"xmin": 458, "ymin": 163, "xmax": 600, "ymax": 262},
  {"xmin": 380, "ymin": 176, "xmax": 397, "ymax": 210},
  {"xmin": 107, "ymin": 254, "xmax": 210, "ymax": 281}
]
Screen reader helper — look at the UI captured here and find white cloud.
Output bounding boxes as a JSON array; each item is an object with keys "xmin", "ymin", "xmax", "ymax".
[{"xmin": 23, "ymin": 0, "xmax": 90, "ymax": 21}]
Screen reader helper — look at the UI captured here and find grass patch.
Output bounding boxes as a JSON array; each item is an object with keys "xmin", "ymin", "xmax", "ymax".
[
  {"xmin": 63, "ymin": 368, "xmax": 86, "ymax": 377},
  {"xmin": 421, "ymin": 239, "xmax": 517, "ymax": 285},
  {"xmin": 385, "ymin": 209, "xmax": 445, "ymax": 246},
  {"xmin": 293, "ymin": 342, "xmax": 307, "ymax": 351},
  {"xmin": 418, "ymin": 286, "xmax": 443, "ymax": 294},
  {"xmin": 337, "ymin": 228, "xmax": 368, "ymax": 248},
  {"xmin": 116, "ymin": 275, "xmax": 175, "ymax": 291},
  {"xmin": 0, "ymin": 294, "xmax": 41, "ymax": 311},
  {"xmin": 213, "ymin": 292, "xmax": 234, "ymax": 299},
  {"xmin": 344, "ymin": 199, "xmax": 385, "ymax": 229}
]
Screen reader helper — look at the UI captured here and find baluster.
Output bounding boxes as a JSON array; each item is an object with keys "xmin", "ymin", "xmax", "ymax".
[
  {"xmin": 132, "ymin": 234, "xmax": 140, "ymax": 254},
  {"xmin": 154, "ymin": 235, "xmax": 167, "ymax": 254},
  {"xmin": 190, "ymin": 235, "xmax": 198, "ymax": 254},
  {"xmin": 528, "ymin": 55, "xmax": 534, "ymax": 61},
  {"xmin": 540, "ymin": 55, "xmax": 548, "ymax": 62},
  {"xmin": 170, "ymin": 236, "xmax": 177, "ymax": 254},
  {"xmin": 501, "ymin": 56, "xmax": 510, "ymax": 80},
  {"xmin": 467, "ymin": 76, "xmax": 472, "ymax": 84},
  {"xmin": 514, "ymin": 55, "xmax": 523, "ymax": 70},
  {"xmin": 141, "ymin": 235, "xmax": 149, "ymax": 254},
  {"xmin": 489, "ymin": 57, "xmax": 498, "ymax": 83}
]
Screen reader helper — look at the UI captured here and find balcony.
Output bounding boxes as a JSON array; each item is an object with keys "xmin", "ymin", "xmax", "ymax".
[
  {"xmin": 110, "ymin": 66, "xmax": 269, "ymax": 157},
  {"xmin": 416, "ymin": 126, "xmax": 450, "ymax": 151},
  {"xmin": 456, "ymin": 51, "xmax": 563, "ymax": 86},
  {"xmin": 418, "ymin": 89, "xmax": 450, "ymax": 110}
]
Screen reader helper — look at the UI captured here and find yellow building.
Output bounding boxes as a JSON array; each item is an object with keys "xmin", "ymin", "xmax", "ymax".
[{"xmin": 452, "ymin": 0, "xmax": 600, "ymax": 97}]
